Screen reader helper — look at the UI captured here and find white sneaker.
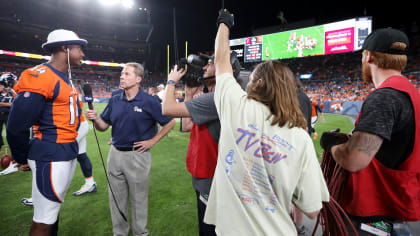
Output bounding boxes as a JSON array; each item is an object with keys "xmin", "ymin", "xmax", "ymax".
[
  {"xmin": 0, "ymin": 162, "xmax": 18, "ymax": 175},
  {"xmin": 73, "ymin": 182, "xmax": 97, "ymax": 196},
  {"xmin": 21, "ymin": 197, "xmax": 33, "ymax": 207}
]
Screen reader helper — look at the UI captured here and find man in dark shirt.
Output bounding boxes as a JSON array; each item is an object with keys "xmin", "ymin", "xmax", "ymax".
[
  {"xmin": 322, "ymin": 28, "xmax": 419, "ymax": 235},
  {"xmin": 294, "ymin": 78, "xmax": 313, "ymax": 235},
  {"xmin": 86, "ymin": 62, "xmax": 175, "ymax": 236},
  {"xmin": 353, "ymin": 88, "xmax": 414, "ymax": 169},
  {"xmin": 296, "ymin": 78, "xmax": 312, "ymax": 135}
]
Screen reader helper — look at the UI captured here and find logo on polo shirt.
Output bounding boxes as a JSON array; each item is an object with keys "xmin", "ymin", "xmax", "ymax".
[{"xmin": 134, "ymin": 106, "xmax": 143, "ymax": 112}]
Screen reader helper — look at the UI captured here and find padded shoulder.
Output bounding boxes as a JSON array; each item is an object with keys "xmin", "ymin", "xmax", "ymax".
[{"xmin": 15, "ymin": 65, "xmax": 57, "ymax": 99}]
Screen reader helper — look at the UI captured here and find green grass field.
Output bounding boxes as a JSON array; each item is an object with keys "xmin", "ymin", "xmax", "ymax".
[{"xmin": 0, "ymin": 104, "xmax": 353, "ymax": 236}]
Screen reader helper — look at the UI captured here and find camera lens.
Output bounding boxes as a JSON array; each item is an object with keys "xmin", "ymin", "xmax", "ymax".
[{"xmin": 187, "ymin": 55, "xmax": 207, "ymax": 67}]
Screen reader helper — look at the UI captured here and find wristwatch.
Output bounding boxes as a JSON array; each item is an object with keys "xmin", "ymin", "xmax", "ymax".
[{"xmin": 167, "ymin": 80, "xmax": 176, "ymax": 86}]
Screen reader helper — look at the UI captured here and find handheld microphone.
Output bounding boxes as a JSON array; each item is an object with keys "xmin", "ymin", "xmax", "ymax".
[
  {"xmin": 82, "ymin": 83, "xmax": 128, "ymax": 222},
  {"xmin": 82, "ymin": 84, "xmax": 94, "ymax": 110}
]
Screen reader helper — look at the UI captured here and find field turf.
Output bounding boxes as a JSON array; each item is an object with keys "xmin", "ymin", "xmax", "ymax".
[{"xmin": 0, "ymin": 103, "xmax": 353, "ymax": 236}]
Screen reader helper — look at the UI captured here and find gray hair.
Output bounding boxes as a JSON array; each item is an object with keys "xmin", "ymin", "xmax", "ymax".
[{"xmin": 124, "ymin": 62, "xmax": 144, "ymax": 78}]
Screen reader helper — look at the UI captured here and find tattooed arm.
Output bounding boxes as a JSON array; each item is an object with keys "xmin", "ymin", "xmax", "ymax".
[{"xmin": 331, "ymin": 131, "xmax": 383, "ymax": 172}]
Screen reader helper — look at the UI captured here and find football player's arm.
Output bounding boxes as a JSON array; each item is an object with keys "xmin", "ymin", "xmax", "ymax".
[
  {"xmin": 0, "ymin": 95, "xmax": 12, "ymax": 107},
  {"xmin": 331, "ymin": 131, "xmax": 383, "ymax": 172},
  {"xmin": 0, "ymin": 102, "xmax": 12, "ymax": 107},
  {"xmin": 6, "ymin": 92, "xmax": 45, "ymax": 165},
  {"xmin": 315, "ymin": 104, "xmax": 323, "ymax": 113}
]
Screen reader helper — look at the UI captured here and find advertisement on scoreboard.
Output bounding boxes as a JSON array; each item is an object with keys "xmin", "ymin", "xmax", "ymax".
[
  {"xmin": 244, "ymin": 36, "xmax": 263, "ymax": 62},
  {"xmin": 324, "ymin": 19, "xmax": 355, "ymax": 54},
  {"xmin": 231, "ymin": 45, "xmax": 244, "ymax": 62},
  {"xmin": 355, "ymin": 17, "xmax": 372, "ymax": 50},
  {"xmin": 324, "ymin": 27, "xmax": 354, "ymax": 54},
  {"xmin": 229, "ymin": 38, "xmax": 245, "ymax": 62}
]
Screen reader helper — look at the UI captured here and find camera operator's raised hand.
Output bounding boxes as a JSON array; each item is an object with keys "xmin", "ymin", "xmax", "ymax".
[
  {"xmin": 167, "ymin": 64, "xmax": 186, "ymax": 85},
  {"xmin": 217, "ymin": 9, "xmax": 234, "ymax": 29},
  {"xmin": 162, "ymin": 65, "xmax": 190, "ymax": 118},
  {"xmin": 214, "ymin": 9, "xmax": 234, "ymax": 78}
]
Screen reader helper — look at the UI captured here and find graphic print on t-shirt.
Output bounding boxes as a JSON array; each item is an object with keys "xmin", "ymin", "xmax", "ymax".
[{"xmin": 223, "ymin": 122, "xmax": 296, "ymax": 211}]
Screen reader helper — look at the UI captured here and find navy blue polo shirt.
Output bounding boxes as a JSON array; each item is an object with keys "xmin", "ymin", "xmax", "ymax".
[{"xmin": 100, "ymin": 89, "xmax": 172, "ymax": 148}]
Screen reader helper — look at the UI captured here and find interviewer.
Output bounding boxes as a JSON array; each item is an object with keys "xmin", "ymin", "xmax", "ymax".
[{"xmin": 85, "ymin": 62, "xmax": 175, "ymax": 236}]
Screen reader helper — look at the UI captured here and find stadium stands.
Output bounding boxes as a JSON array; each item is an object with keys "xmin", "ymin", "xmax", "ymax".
[
  {"xmin": 286, "ymin": 38, "xmax": 420, "ymax": 102},
  {"xmin": 1, "ymin": 50, "xmax": 418, "ymax": 101},
  {"xmin": 1, "ymin": 1, "xmax": 418, "ymax": 103}
]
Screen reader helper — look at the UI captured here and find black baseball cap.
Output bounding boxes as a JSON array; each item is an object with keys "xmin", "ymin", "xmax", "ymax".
[{"xmin": 362, "ymin": 28, "xmax": 409, "ymax": 55}]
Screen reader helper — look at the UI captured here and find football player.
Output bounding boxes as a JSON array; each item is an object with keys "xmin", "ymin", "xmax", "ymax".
[{"xmin": 7, "ymin": 29, "xmax": 86, "ymax": 236}]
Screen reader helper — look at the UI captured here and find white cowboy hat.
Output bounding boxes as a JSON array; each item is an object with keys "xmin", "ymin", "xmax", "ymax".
[{"xmin": 42, "ymin": 29, "xmax": 87, "ymax": 51}]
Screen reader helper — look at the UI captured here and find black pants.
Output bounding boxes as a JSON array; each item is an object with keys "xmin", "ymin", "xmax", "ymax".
[
  {"xmin": 195, "ymin": 191, "xmax": 216, "ymax": 236},
  {"xmin": 76, "ymin": 153, "xmax": 93, "ymax": 178}
]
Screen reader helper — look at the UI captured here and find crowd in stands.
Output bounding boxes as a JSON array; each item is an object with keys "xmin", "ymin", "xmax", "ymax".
[
  {"xmin": 1, "ymin": 35, "xmax": 419, "ymax": 102},
  {"xmin": 0, "ymin": 60, "xmax": 119, "ymax": 98},
  {"xmin": 284, "ymin": 38, "xmax": 420, "ymax": 102},
  {"xmin": 0, "ymin": 59, "xmax": 170, "ymax": 98}
]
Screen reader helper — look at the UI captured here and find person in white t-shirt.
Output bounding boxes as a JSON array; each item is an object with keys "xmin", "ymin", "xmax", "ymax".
[
  {"xmin": 156, "ymin": 84, "xmax": 165, "ymax": 101},
  {"xmin": 203, "ymin": 9, "xmax": 330, "ymax": 236}
]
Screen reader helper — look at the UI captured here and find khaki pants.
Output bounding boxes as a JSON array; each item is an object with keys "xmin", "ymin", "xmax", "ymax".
[{"xmin": 107, "ymin": 145, "xmax": 151, "ymax": 236}]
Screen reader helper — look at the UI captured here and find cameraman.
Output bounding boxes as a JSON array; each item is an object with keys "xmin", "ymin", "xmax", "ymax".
[{"xmin": 162, "ymin": 57, "xmax": 219, "ymax": 236}]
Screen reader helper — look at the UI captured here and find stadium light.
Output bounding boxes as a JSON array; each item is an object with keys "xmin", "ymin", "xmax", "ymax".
[
  {"xmin": 121, "ymin": 0, "xmax": 134, "ymax": 9},
  {"xmin": 99, "ymin": 0, "xmax": 135, "ymax": 9},
  {"xmin": 99, "ymin": 0, "xmax": 120, "ymax": 5}
]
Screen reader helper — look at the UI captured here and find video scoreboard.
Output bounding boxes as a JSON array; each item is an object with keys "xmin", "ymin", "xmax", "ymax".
[{"xmin": 230, "ymin": 17, "xmax": 372, "ymax": 63}]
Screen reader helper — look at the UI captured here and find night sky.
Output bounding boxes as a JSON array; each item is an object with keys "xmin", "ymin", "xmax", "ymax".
[
  {"xmin": 147, "ymin": 0, "xmax": 417, "ymax": 54},
  {"xmin": 6, "ymin": 0, "xmax": 414, "ymax": 70}
]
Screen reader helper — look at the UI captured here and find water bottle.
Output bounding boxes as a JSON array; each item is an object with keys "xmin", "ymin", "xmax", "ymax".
[{"xmin": 392, "ymin": 222, "xmax": 411, "ymax": 236}]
